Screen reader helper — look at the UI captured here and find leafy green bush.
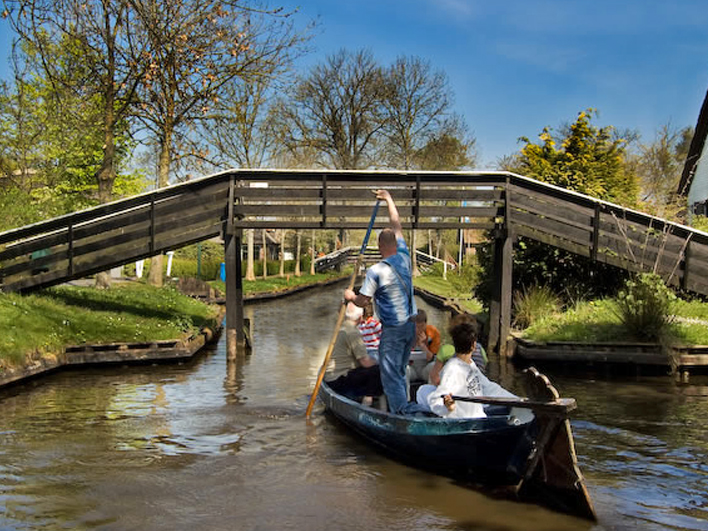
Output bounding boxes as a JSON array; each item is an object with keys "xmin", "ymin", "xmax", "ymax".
[
  {"xmin": 476, "ymin": 236, "xmax": 630, "ymax": 309},
  {"xmin": 614, "ymin": 273, "xmax": 676, "ymax": 341},
  {"xmin": 512, "ymin": 285, "xmax": 562, "ymax": 329}
]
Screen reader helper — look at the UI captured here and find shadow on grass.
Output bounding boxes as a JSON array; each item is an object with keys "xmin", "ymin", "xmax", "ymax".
[{"xmin": 40, "ymin": 287, "xmax": 206, "ymax": 326}]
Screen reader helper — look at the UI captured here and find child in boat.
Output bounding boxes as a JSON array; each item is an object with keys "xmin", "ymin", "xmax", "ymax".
[
  {"xmin": 408, "ymin": 310, "xmax": 441, "ymax": 383},
  {"xmin": 358, "ymin": 301, "xmax": 382, "ymax": 362},
  {"xmin": 416, "ymin": 319, "xmax": 516, "ymax": 418},
  {"xmin": 427, "ymin": 315, "xmax": 488, "ymax": 386}
]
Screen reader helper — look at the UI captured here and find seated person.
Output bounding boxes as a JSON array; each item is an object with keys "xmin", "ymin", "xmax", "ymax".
[
  {"xmin": 408, "ymin": 310, "xmax": 441, "ymax": 382},
  {"xmin": 357, "ymin": 301, "xmax": 382, "ymax": 362},
  {"xmin": 326, "ymin": 303, "xmax": 382, "ymax": 402},
  {"xmin": 428, "ymin": 315, "xmax": 488, "ymax": 386},
  {"xmin": 416, "ymin": 320, "xmax": 518, "ymax": 419}
]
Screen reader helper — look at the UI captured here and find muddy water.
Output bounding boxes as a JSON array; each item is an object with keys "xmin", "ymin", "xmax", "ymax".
[{"xmin": 0, "ymin": 286, "xmax": 707, "ymax": 531}]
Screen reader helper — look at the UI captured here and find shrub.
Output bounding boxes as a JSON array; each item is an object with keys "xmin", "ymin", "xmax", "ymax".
[
  {"xmin": 613, "ymin": 273, "xmax": 676, "ymax": 341},
  {"xmin": 512, "ymin": 284, "xmax": 562, "ymax": 329}
]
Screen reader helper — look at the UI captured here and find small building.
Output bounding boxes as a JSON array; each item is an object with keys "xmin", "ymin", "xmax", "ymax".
[{"xmin": 677, "ymin": 89, "xmax": 708, "ymax": 218}]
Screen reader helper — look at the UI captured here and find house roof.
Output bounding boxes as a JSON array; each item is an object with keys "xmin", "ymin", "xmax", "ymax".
[{"xmin": 677, "ymin": 88, "xmax": 708, "ymax": 197}]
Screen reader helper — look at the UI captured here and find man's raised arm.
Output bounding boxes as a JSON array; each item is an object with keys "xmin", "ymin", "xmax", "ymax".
[{"xmin": 374, "ymin": 189, "xmax": 403, "ymax": 240}]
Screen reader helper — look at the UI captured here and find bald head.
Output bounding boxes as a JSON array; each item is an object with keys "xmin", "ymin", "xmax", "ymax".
[{"xmin": 378, "ymin": 229, "xmax": 397, "ymax": 257}]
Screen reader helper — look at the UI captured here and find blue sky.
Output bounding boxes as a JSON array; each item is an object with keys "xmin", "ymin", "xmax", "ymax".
[{"xmin": 2, "ymin": 0, "xmax": 708, "ymax": 167}]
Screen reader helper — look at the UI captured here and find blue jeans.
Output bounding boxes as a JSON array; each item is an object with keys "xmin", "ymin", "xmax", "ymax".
[{"xmin": 379, "ymin": 320, "xmax": 428, "ymax": 415}]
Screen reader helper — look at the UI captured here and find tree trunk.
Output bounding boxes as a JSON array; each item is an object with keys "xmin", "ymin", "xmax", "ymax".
[
  {"xmin": 262, "ymin": 230, "xmax": 268, "ymax": 279},
  {"xmin": 94, "ymin": 76, "xmax": 117, "ymax": 290},
  {"xmin": 148, "ymin": 125, "xmax": 173, "ymax": 287},
  {"xmin": 279, "ymin": 230, "xmax": 286, "ymax": 277},
  {"xmin": 295, "ymin": 230, "xmax": 302, "ymax": 277},
  {"xmin": 246, "ymin": 229, "xmax": 256, "ymax": 281},
  {"xmin": 310, "ymin": 229, "xmax": 316, "ymax": 275}
]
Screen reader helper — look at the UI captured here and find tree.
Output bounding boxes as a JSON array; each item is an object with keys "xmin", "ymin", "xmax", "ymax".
[
  {"xmin": 635, "ymin": 123, "xmax": 693, "ymax": 219},
  {"xmin": 480, "ymin": 110, "xmax": 638, "ymax": 309},
  {"xmin": 518, "ymin": 109, "xmax": 639, "ymax": 207},
  {"xmin": 381, "ymin": 55, "xmax": 453, "ymax": 170},
  {"xmin": 276, "ymin": 48, "xmax": 386, "ymax": 169},
  {"xmin": 415, "ymin": 119, "xmax": 475, "ymax": 171},
  {"xmin": 0, "ymin": 42, "xmax": 144, "ymax": 233},
  {"xmin": 129, "ymin": 0, "xmax": 307, "ymax": 286},
  {"xmin": 5, "ymin": 0, "xmax": 146, "ymax": 204}
]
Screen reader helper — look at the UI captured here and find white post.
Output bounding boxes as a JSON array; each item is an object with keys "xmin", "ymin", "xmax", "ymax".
[
  {"xmin": 443, "ymin": 260, "xmax": 447, "ymax": 280},
  {"xmin": 166, "ymin": 251, "xmax": 175, "ymax": 277},
  {"xmin": 135, "ymin": 259, "xmax": 145, "ymax": 278}
]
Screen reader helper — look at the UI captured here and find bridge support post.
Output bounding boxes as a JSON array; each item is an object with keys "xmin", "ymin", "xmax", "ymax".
[
  {"xmin": 225, "ymin": 229, "xmax": 246, "ymax": 359},
  {"xmin": 488, "ymin": 230, "xmax": 513, "ymax": 356}
]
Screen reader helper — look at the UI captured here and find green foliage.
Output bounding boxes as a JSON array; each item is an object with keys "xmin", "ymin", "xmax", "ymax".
[
  {"xmin": 414, "ymin": 131, "xmax": 473, "ymax": 170},
  {"xmin": 691, "ymin": 215, "xmax": 708, "ymax": 233},
  {"xmin": 518, "ymin": 109, "xmax": 639, "ymax": 207},
  {"xmin": 614, "ymin": 273, "xmax": 676, "ymax": 341},
  {"xmin": 523, "ymin": 299, "xmax": 626, "ymax": 343},
  {"xmin": 475, "ymin": 236, "xmax": 629, "ymax": 309},
  {"xmin": 512, "ymin": 285, "xmax": 562, "ymax": 329}
]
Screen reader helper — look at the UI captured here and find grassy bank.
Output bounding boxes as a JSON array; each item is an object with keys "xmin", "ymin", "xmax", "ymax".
[
  {"xmin": 210, "ymin": 268, "xmax": 351, "ymax": 296},
  {"xmin": 522, "ymin": 298, "xmax": 708, "ymax": 345},
  {"xmin": 0, "ymin": 284, "xmax": 221, "ymax": 366},
  {"xmin": 413, "ymin": 275, "xmax": 484, "ymax": 314}
]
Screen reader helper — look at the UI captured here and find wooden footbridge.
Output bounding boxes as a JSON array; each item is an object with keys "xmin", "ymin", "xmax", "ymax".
[{"xmin": 2, "ymin": 169, "xmax": 708, "ymax": 356}]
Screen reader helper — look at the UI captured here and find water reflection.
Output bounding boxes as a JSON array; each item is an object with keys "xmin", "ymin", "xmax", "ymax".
[{"xmin": 0, "ymin": 285, "xmax": 706, "ymax": 530}]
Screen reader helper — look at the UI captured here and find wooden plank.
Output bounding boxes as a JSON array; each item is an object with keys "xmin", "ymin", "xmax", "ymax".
[
  {"xmin": 514, "ymin": 225, "xmax": 592, "ymax": 258},
  {"xmin": 234, "ymin": 204, "xmax": 322, "ymax": 216},
  {"xmin": 597, "ymin": 234, "xmax": 684, "ymax": 274},
  {"xmin": 321, "ymin": 205, "xmax": 499, "ymax": 219},
  {"xmin": 592, "ymin": 204, "xmax": 600, "ymax": 261},
  {"xmin": 599, "ymin": 216, "xmax": 691, "ymax": 256},
  {"xmin": 5, "ymin": 221, "xmax": 224, "ymax": 293},
  {"xmin": 231, "ymin": 219, "xmax": 497, "ymax": 230},
  {"xmin": 510, "ymin": 209, "xmax": 593, "ymax": 247},
  {"xmin": 508, "ymin": 183, "xmax": 597, "ymax": 218},
  {"xmin": 516, "ymin": 344, "xmax": 670, "ymax": 365},
  {"xmin": 510, "ymin": 187, "xmax": 595, "ymax": 228},
  {"xmin": 236, "ymin": 187, "xmax": 323, "ymax": 199},
  {"xmin": 418, "ymin": 188, "xmax": 503, "ymax": 201},
  {"xmin": 0, "ymin": 176, "xmax": 229, "ymax": 246}
]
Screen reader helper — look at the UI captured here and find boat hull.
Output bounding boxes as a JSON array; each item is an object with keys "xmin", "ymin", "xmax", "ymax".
[{"xmin": 319, "ymin": 382, "xmax": 535, "ymax": 485}]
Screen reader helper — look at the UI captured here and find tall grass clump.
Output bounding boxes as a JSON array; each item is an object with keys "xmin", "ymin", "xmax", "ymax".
[
  {"xmin": 512, "ymin": 285, "xmax": 562, "ymax": 329},
  {"xmin": 613, "ymin": 273, "xmax": 676, "ymax": 341}
]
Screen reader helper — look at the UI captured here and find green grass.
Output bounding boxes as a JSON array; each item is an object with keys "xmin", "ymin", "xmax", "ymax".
[
  {"xmin": 413, "ymin": 275, "xmax": 484, "ymax": 314},
  {"xmin": 522, "ymin": 298, "xmax": 708, "ymax": 345},
  {"xmin": 0, "ymin": 284, "xmax": 221, "ymax": 366},
  {"xmin": 210, "ymin": 268, "xmax": 351, "ymax": 296}
]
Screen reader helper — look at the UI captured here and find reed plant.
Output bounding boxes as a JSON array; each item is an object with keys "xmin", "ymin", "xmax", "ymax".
[{"xmin": 512, "ymin": 285, "xmax": 562, "ymax": 329}]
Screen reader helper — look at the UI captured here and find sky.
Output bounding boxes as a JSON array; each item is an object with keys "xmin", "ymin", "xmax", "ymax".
[{"xmin": 1, "ymin": 0, "xmax": 708, "ymax": 168}]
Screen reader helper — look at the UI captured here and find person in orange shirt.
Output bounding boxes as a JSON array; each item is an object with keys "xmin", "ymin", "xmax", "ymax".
[{"xmin": 408, "ymin": 309, "xmax": 441, "ymax": 382}]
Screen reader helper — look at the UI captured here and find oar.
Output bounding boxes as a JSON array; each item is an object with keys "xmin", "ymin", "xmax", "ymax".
[
  {"xmin": 448, "ymin": 395, "xmax": 577, "ymax": 415},
  {"xmin": 305, "ymin": 200, "xmax": 380, "ymax": 419}
]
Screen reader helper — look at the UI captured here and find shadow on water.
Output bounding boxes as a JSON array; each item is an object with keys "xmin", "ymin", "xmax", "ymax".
[{"xmin": 0, "ymin": 288, "xmax": 706, "ymax": 530}]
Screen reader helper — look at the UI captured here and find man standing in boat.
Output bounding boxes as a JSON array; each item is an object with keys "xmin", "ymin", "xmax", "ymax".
[{"xmin": 344, "ymin": 190, "xmax": 427, "ymax": 415}]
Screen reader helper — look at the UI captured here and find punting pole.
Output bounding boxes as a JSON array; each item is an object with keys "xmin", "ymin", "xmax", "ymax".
[{"xmin": 305, "ymin": 200, "xmax": 380, "ymax": 419}]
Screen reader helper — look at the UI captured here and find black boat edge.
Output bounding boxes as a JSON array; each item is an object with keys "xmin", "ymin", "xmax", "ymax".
[{"xmin": 318, "ymin": 367, "xmax": 596, "ymax": 521}]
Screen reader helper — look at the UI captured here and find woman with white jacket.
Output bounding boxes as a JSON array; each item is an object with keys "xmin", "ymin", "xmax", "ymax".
[{"xmin": 416, "ymin": 320, "xmax": 517, "ymax": 418}]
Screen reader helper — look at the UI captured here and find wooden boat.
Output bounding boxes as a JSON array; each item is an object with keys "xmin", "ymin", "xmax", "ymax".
[{"xmin": 319, "ymin": 367, "xmax": 596, "ymax": 520}]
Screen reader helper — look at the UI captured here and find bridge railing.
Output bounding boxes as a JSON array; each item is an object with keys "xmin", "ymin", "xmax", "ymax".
[{"xmin": 2, "ymin": 169, "xmax": 708, "ymax": 297}]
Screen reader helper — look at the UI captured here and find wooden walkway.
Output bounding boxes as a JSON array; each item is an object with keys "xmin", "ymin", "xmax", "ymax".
[{"xmin": 2, "ymin": 169, "xmax": 708, "ymax": 353}]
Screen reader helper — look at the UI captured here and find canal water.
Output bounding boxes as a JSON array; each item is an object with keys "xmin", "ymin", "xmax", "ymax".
[{"xmin": 1, "ymin": 286, "xmax": 707, "ymax": 531}]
